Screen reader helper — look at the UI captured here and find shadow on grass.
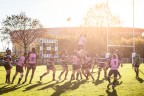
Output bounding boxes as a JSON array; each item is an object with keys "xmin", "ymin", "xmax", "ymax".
[
  {"xmin": 0, "ymin": 83, "xmax": 8, "ymax": 85},
  {"xmin": 92, "ymin": 71, "xmax": 98, "ymax": 74},
  {"xmin": 139, "ymin": 70, "xmax": 144, "ymax": 76},
  {"xmin": 0, "ymin": 85, "xmax": 9, "ymax": 91},
  {"xmin": 116, "ymin": 81, "xmax": 123, "ymax": 86},
  {"xmin": 51, "ymin": 80, "xmax": 87, "ymax": 96},
  {"xmin": 106, "ymin": 89, "xmax": 118, "ymax": 96},
  {"xmin": 94, "ymin": 78, "xmax": 105, "ymax": 86},
  {"xmin": 23, "ymin": 81, "xmax": 53, "ymax": 91},
  {"xmin": 0, "ymin": 84, "xmax": 29, "ymax": 95},
  {"xmin": 136, "ymin": 77, "xmax": 143, "ymax": 83},
  {"xmin": 37, "ymin": 80, "xmax": 61, "ymax": 90}
]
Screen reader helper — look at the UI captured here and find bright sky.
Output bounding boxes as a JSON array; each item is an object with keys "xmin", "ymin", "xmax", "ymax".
[
  {"xmin": 0, "ymin": 0, "xmax": 144, "ymax": 51},
  {"xmin": 0, "ymin": 0, "xmax": 144, "ymax": 28}
]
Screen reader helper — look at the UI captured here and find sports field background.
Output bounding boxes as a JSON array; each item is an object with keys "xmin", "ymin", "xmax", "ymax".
[{"xmin": 0, "ymin": 64, "xmax": 144, "ymax": 96}]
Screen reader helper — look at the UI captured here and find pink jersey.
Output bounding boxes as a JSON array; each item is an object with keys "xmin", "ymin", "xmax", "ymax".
[
  {"xmin": 78, "ymin": 36, "xmax": 85, "ymax": 45},
  {"xmin": 110, "ymin": 58, "xmax": 119, "ymax": 70},
  {"xmin": 28, "ymin": 53, "xmax": 37, "ymax": 64},
  {"xmin": 17, "ymin": 56, "xmax": 26, "ymax": 67},
  {"xmin": 72, "ymin": 55, "xmax": 80, "ymax": 65}
]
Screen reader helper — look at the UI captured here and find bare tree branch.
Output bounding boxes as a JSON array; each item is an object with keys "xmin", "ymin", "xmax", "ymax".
[{"xmin": 1, "ymin": 12, "xmax": 44, "ymax": 52}]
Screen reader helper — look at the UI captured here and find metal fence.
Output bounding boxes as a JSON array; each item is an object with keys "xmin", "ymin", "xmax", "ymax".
[
  {"xmin": 1, "ymin": 58, "xmax": 144, "ymax": 66},
  {"xmin": 121, "ymin": 58, "xmax": 144, "ymax": 63}
]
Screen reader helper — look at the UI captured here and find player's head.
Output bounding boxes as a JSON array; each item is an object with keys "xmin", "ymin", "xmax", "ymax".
[
  {"xmin": 74, "ymin": 50, "xmax": 80, "ymax": 57},
  {"xmin": 135, "ymin": 54, "xmax": 140, "ymax": 58},
  {"xmin": 100, "ymin": 53, "xmax": 105, "ymax": 58},
  {"xmin": 63, "ymin": 49, "xmax": 67, "ymax": 54},
  {"xmin": 114, "ymin": 50, "xmax": 119, "ymax": 54},
  {"xmin": 112, "ymin": 54, "xmax": 117, "ymax": 59},
  {"xmin": 24, "ymin": 53, "xmax": 27, "ymax": 56},
  {"xmin": 51, "ymin": 50, "xmax": 55, "ymax": 56},
  {"xmin": 32, "ymin": 47, "xmax": 36, "ymax": 53},
  {"xmin": 74, "ymin": 50, "xmax": 77, "ymax": 56},
  {"xmin": 6, "ymin": 49, "xmax": 11, "ymax": 55}
]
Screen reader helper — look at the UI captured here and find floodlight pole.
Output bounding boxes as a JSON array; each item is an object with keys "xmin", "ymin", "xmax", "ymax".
[
  {"xmin": 105, "ymin": 0, "xmax": 111, "ymax": 58},
  {"xmin": 106, "ymin": 0, "xmax": 109, "ymax": 53},
  {"xmin": 132, "ymin": 0, "xmax": 136, "ymax": 64},
  {"xmin": 132, "ymin": 0, "xmax": 135, "ymax": 53}
]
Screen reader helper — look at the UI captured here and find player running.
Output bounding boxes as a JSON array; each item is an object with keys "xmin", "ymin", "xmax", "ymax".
[
  {"xmin": 12, "ymin": 53, "xmax": 27, "ymax": 85},
  {"xmin": 58, "ymin": 50, "xmax": 69, "ymax": 81},
  {"xmin": 40, "ymin": 53, "xmax": 56, "ymax": 81},
  {"xmin": 22, "ymin": 48, "xmax": 38, "ymax": 84},
  {"xmin": 107, "ymin": 54, "xmax": 120, "ymax": 89},
  {"xmin": 132, "ymin": 54, "xmax": 141, "ymax": 78},
  {"xmin": 3, "ymin": 49, "xmax": 13, "ymax": 84}
]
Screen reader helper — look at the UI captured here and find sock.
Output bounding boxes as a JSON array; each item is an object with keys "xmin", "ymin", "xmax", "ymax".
[
  {"xmin": 76, "ymin": 73, "xmax": 79, "ymax": 80},
  {"xmin": 7, "ymin": 74, "xmax": 10, "ymax": 82},
  {"xmin": 80, "ymin": 73, "xmax": 82, "ymax": 79},
  {"xmin": 118, "ymin": 71, "xmax": 121, "ymax": 77},
  {"xmin": 64, "ymin": 72, "xmax": 68, "ymax": 79},
  {"xmin": 42, "ymin": 73, "xmax": 47, "ymax": 77},
  {"xmin": 107, "ymin": 77, "xmax": 110, "ymax": 83},
  {"xmin": 53, "ymin": 73, "xmax": 55, "ymax": 80},
  {"xmin": 59, "ymin": 72, "xmax": 64, "ymax": 78},
  {"xmin": 91, "ymin": 74, "xmax": 94, "ymax": 80},
  {"xmin": 70, "ymin": 74, "xmax": 74, "ymax": 81},
  {"xmin": 136, "ymin": 70, "xmax": 139, "ymax": 77},
  {"xmin": 97, "ymin": 71, "xmax": 100, "ymax": 79},
  {"xmin": 12, "ymin": 76, "xmax": 16, "ymax": 83},
  {"xmin": 5, "ymin": 74, "xmax": 8, "ymax": 83},
  {"xmin": 113, "ymin": 79, "xmax": 117, "ymax": 86},
  {"xmin": 18, "ymin": 78, "xmax": 22, "ymax": 84},
  {"xmin": 137, "ymin": 70, "xmax": 139, "ymax": 76}
]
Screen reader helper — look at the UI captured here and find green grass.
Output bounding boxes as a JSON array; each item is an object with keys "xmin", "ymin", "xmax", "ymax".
[{"xmin": 0, "ymin": 64, "xmax": 144, "ymax": 96}]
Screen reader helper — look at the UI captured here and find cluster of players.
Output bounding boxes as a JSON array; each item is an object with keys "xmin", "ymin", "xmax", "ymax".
[
  {"xmin": 3, "ymin": 47, "xmax": 141, "ymax": 89},
  {"xmin": 2, "ymin": 34, "xmax": 141, "ymax": 89}
]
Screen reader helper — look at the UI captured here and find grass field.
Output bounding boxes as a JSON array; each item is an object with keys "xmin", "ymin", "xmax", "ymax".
[{"xmin": 0, "ymin": 64, "xmax": 144, "ymax": 96}]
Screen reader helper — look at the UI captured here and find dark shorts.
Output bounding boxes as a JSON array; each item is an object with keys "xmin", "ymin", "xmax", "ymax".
[
  {"xmin": 87, "ymin": 64, "xmax": 92, "ymax": 69},
  {"xmin": 98, "ymin": 63, "xmax": 106, "ymax": 69},
  {"xmin": 108, "ymin": 70, "xmax": 118, "ymax": 77},
  {"xmin": 133, "ymin": 63, "xmax": 139, "ymax": 67},
  {"xmin": 62, "ymin": 64, "xmax": 68, "ymax": 68},
  {"xmin": 47, "ymin": 65, "xmax": 54, "ymax": 70},
  {"xmin": 16, "ymin": 65, "xmax": 23, "ymax": 73},
  {"xmin": 94, "ymin": 62, "xmax": 98, "ymax": 65},
  {"xmin": 73, "ymin": 65, "xmax": 81, "ymax": 70},
  {"xmin": 78, "ymin": 45, "xmax": 84, "ymax": 49},
  {"xmin": 4, "ymin": 63, "xmax": 12, "ymax": 70},
  {"xmin": 27, "ymin": 64, "xmax": 36, "ymax": 69},
  {"xmin": 61, "ymin": 62, "xmax": 68, "ymax": 68},
  {"xmin": 82, "ymin": 64, "xmax": 87, "ymax": 69}
]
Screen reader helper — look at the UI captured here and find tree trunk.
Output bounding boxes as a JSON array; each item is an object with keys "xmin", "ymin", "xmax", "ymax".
[{"xmin": 24, "ymin": 45, "xmax": 27, "ymax": 53}]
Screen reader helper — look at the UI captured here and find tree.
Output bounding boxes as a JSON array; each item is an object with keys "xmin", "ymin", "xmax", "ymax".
[
  {"xmin": 82, "ymin": 2, "xmax": 121, "ymax": 27},
  {"xmin": 80, "ymin": 2, "xmax": 121, "ymax": 53},
  {"xmin": 1, "ymin": 12, "xmax": 45, "ymax": 52}
]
